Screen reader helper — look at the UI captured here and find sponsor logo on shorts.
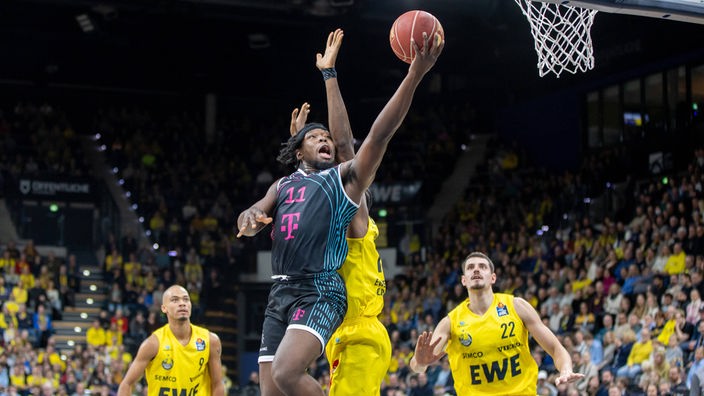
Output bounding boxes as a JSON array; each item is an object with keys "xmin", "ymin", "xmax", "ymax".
[{"xmin": 292, "ymin": 308, "xmax": 306, "ymax": 321}]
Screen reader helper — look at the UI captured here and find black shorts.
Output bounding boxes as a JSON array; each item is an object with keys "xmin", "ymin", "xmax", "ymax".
[{"xmin": 258, "ymin": 272, "xmax": 347, "ymax": 362}]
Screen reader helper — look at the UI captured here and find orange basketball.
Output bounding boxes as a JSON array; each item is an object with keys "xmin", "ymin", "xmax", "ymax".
[{"xmin": 389, "ymin": 10, "xmax": 444, "ymax": 64}]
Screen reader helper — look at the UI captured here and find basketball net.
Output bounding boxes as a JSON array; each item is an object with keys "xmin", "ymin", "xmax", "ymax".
[{"xmin": 514, "ymin": 0, "xmax": 598, "ymax": 78}]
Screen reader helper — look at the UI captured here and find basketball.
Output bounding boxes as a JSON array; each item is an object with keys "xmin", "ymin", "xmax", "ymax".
[{"xmin": 389, "ymin": 10, "xmax": 444, "ymax": 64}]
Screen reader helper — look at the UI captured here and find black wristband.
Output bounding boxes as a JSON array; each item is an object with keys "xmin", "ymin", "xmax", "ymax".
[{"xmin": 321, "ymin": 68, "xmax": 337, "ymax": 80}]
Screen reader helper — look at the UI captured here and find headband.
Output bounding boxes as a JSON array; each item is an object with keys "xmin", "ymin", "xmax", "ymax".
[{"xmin": 292, "ymin": 123, "xmax": 329, "ymax": 148}]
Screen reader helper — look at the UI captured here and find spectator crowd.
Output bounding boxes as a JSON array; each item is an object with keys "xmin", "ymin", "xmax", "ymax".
[{"xmin": 3, "ymin": 96, "xmax": 704, "ymax": 396}]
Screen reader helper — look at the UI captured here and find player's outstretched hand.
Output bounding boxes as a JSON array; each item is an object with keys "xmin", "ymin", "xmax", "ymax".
[
  {"xmin": 555, "ymin": 371, "xmax": 584, "ymax": 386},
  {"xmin": 409, "ymin": 31, "xmax": 444, "ymax": 76},
  {"xmin": 413, "ymin": 331, "xmax": 446, "ymax": 367},
  {"xmin": 236, "ymin": 207, "xmax": 273, "ymax": 238},
  {"xmin": 290, "ymin": 102, "xmax": 311, "ymax": 136},
  {"xmin": 316, "ymin": 28, "xmax": 344, "ymax": 70}
]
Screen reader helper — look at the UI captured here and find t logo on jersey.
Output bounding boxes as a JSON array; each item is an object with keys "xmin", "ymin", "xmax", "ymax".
[
  {"xmin": 195, "ymin": 338, "xmax": 206, "ymax": 351},
  {"xmin": 292, "ymin": 308, "xmax": 306, "ymax": 321},
  {"xmin": 280, "ymin": 213, "xmax": 300, "ymax": 240},
  {"xmin": 496, "ymin": 302, "xmax": 509, "ymax": 317}
]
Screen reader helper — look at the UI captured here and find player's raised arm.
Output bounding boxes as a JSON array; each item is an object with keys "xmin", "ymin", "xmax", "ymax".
[
  {"xmin": 316, "ymin": 28, "xmax": 374, "ymax": 239},
  {"xmin": 316, "ymin": 28, "xmax": 355, "ymax": 163},
  {"xmin": 341, "ymin": 32, "xmax": 444, "ymax": 203}
]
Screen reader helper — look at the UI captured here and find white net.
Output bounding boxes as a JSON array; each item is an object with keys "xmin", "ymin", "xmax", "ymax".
[{"xmin": 514, "ymin": 0, "xmax": 598, "ymax": 78}]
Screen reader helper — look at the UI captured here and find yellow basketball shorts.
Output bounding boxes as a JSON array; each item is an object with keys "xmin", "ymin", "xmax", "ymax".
[{"xmin": 325, "ymin": 316, "xmax": 392, "ymax": 396}]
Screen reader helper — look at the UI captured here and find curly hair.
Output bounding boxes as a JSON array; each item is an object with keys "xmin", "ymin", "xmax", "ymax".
[
  {"xmin": 276, "ymin": 134, "xmax": 301, "ymax": 166},
  {"xmin": 276, "ymin": 122, "xmax": 328, "ymax": 167}
]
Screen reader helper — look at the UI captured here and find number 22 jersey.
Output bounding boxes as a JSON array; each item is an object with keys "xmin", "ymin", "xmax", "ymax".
[{"xmin": 445, "ymin": 293, "xmax": 538, "ymax": 396}]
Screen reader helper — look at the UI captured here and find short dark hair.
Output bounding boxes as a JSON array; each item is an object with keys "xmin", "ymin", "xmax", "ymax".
[{"xmin": 462, "ymin": 251, "xmax": 495, "ymax": 272}]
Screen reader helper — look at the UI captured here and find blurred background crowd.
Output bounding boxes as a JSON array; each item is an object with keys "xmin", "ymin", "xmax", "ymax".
[
  {"xmin": 2, "ymin": 94, "xmax": 704, "ymax": 396},
  {"xmin": 3, "ymin": 1, "xmax": 704, "ymax": 396}
]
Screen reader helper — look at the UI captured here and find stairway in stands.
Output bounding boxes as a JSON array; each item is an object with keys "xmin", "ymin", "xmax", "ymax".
[
  {"xmin": 53, "ymin": 249, "xmax": 106, "ymax": 354},
  {"xmin": 201, "ymin": 283, "xmax": 239, "ymax": 379}
]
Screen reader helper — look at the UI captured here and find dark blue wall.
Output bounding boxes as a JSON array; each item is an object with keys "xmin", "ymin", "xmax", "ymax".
[{"xmin": 497, "ymin": 92, "xmax": 581, "ymax": 171}]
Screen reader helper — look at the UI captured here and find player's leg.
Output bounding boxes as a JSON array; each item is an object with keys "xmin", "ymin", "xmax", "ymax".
[
  {"xmin": 259, "ymin": 362, "xmax": 285, "ymax": 396},
  {"xmin": 361, "ymin": 320, "xmax": 393, "ymax": 393},
  {"xmin": 272, "ymin": 275, "xmax": 346, "ymax": 396},
  {"xmin": 326, "ymin": 325, "xmax": 346, "ymax": 395},
  {"xmin": 258, "ymin": 285, "xmax": 288, "ymax": 396},
  {"xmin": 328, "ymin": 319, "xmax": 392, "ymax": 395},
  {"xmin": 271, "ymin": 328, "xmax": 324, "ymax": 396}
]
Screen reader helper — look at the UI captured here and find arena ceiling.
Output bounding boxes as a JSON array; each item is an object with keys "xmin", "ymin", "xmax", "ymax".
[{"xmin": 2, "ymin": 0, "xmax": 704, "ymax": 102}]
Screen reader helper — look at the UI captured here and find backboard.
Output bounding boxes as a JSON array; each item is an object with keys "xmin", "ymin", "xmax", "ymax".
[{"xmin": 540, "ymin": 0, "xmax": 704, "ymax": 24}]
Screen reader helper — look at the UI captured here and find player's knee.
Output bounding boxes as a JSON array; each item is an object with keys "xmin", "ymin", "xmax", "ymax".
[{"xmin": 270, "ymin": 361, "xmax": 300, "ymax": 389}]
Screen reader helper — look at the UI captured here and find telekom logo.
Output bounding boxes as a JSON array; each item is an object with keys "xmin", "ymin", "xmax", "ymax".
[
  {"xmin": 292, "ymin": 308, "xmax": 306, "ymax": 321},
  {"xmin": 280, "ymin": 186, "xmax": 305, "ymax": 240},
  {"xmin": 280, "ymin": 213, "xmax": 300, "ymax": 240}
]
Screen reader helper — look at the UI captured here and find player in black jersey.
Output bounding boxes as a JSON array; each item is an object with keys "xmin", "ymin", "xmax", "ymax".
[
  {"xmin": 291, "ymin": 30, "xmax": 392, "ymax": 396},
  {"xmin": 237, "ymin": 29, "xmax": 444, "ymax": 396}
]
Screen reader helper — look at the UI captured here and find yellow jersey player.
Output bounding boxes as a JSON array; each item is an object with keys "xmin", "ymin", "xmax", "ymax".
[
  {"xmin": 410, "ymin": 252, "xmax": 583, "ymax": 396},
  {"xmin": 325, "ymin": 213, "xmax": 391, "ymax": 395},
  {"xmin": 117, "ymin": 285, "xmax": 225, "ymax": 396}
]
